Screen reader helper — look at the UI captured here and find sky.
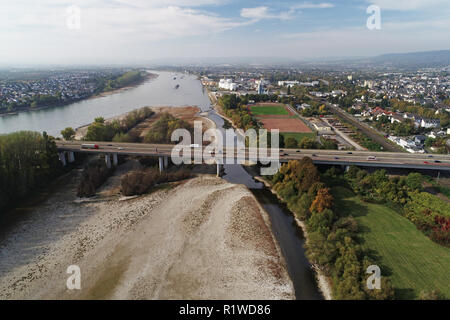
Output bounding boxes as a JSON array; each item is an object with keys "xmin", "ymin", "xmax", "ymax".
[{"xmin": 0, "ymin": 0, "xmax": 449, "ymax": 65}]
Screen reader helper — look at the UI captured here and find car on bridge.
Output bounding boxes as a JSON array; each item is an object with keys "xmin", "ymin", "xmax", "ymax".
[{"xmin": 81, "ymin": 144, "xmax": 99, "ymax": 150}]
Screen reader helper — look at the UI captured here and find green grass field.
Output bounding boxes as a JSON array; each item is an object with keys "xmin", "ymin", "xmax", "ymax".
[
  {"xmin": 332, "ymin": 186, "xmax": 450, "ymax": 299},
  {"xmin": 281, "ymin": 132, "xmax": 316, "ymax": 143},
  {"xmin": 249, "ymin": 104, "xmax": 289, "ymax": 116}
]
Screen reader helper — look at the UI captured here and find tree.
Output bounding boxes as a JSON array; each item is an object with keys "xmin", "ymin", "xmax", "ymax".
[
  {"xmin": 298, "ymin": 137, "xmax": 319, "ymax": 149},
  {"xmin": 405, "ymin": 172, "xmax": 423, "ymax": 191},
  {"xmin": 0, "ymin": 131, "xmax": 62, "ymax": 212},
  {"xmin": 61, "ymin": 127, "xmax": 75, "ymax": 141},
  {"xmin": 310, "ymin": 188, "xmax": 334, "ymax": 213},
  {"xmin": 285, "ymin": 137, "xmax": 298, "ymax": 148},
  {"xmin": 419, "ymin": 289, "xmax": 443, "ymax": 300},
  {"xmin": 94, "ymin": 117, "xmax": 105, "ymax": 124}
]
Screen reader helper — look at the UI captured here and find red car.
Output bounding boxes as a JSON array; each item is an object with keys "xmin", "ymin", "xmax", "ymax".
[{"xmin": 81, "ymin": 143, "xmax": 99, "ymax": 149}]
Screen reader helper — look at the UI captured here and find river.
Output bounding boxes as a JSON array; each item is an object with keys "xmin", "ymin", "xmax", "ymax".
[
  {"xmin": 0, "ymin": 70, "xmax": 323, "ymax": 299},
  {"xmin": 0, "ymin": 71, "xmax": 211, "ymax": 136}
]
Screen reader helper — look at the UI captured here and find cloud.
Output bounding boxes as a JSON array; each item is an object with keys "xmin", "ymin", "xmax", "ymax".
[
  {"xmin": 0, "ymin": 1, "xmax": 246, "ymax": 39},
  {"xmin": 240, "ymin": 6, "xmax": 292, "ymax": 21},
  {"xmin": 292, "ymin": 3, "xmax": 334, "ymax": 9},
  {"xmin": 366, "ymin": 0, "xmax": 450, "ymax": 11}
]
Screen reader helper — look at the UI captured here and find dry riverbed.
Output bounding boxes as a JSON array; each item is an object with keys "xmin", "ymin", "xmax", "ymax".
[{"xmin": 0, "ymin": 162, "xmax": 294, "ymax": 299}]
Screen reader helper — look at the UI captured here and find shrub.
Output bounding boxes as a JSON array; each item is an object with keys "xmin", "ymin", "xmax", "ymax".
[
  {"xmin": 77, "ymin": 158, "xmax": 114, "ymax": 197},
  {"xmin": 121, "ymin": 168, "xmax": 191, "ymax": 196}
]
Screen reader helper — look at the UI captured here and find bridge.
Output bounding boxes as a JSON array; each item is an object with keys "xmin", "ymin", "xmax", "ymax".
[{"xmin": 56, "ymin": 141, "xmax": 450, "ymax": 176}]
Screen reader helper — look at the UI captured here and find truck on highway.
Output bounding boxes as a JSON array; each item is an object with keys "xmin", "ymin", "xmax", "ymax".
[
  {"xmin": 81, "ymin": 143, "xmax": 99, "ymax": 150},
  {"xmin": 367, "ymin": 156, "xmax": 377, "ymax": 161}
]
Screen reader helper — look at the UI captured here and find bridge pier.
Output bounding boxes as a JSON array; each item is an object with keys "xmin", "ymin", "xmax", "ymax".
[
  {"xmin": 59, "ymin": 152, "xmax": 67, "ymax": 166},
  {"xmin": 164, "ymin": 156, "xmax": 169, "ymax": 168},
  {"xmin": 113, "ymin": 153, "xmax": 118, "ymax": 167},
  {"xmin": 216, "ymin": 163, "xmax": 223, "ymax": 177},
  {"xmin": 105, "ymin": 154, "xmax": 111, "ymax": 169},
  {"xmin": 159, "ymin": 156, "xmax": 164, "ymax": 173},
  {"xmin": 68, "ymin": 151, "xmax": 75, "ymax": 163}
]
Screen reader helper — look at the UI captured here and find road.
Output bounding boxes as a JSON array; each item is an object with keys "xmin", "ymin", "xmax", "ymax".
[{"xmin": 56, "ymin": 141, "xmax": 450, "ymax": 171}]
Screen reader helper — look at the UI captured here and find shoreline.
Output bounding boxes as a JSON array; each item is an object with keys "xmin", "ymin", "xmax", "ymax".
[
  {"xmin": 0, "ymin": 72, "xmax": 157, "ymax": 118},
  {"xmin": 253, "ymin": 176, "xmax": 333, "ymax": 300}
]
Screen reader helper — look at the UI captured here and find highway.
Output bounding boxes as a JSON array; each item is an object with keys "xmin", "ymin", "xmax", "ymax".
[{"xmin": 56, "ymin": 141, "xmax": 450, "ymax": 171}]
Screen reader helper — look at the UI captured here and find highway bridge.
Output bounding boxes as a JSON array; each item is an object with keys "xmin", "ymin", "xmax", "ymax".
[{"xmin": 56, "ymin": 141, "xmax": 450, "ymax": 175}]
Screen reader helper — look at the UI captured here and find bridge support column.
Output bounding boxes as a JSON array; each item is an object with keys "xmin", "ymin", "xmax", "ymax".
[
  {"xmin": 164, "ymin": 156, "xmax": 169, "ymax": 168},
  {"xmin": 216, "ymin": 163, "xmax": 223, "ymax": 177},
  {"xmin": 68, "ymin": 151, "xmax": 75, "ymax": 163},
  {"xmin": 345, "ymin": 165, "xmax": 350, "ymax": 172},
  {"xmin": 59, "ymin": 152, "xmax": 67, "ymax": 167},
  {"xmin": 159, "ymin": 156, "xmax": 164, "ymax": 173},
  {"xmin": 113, "ymin": 153, "xmax": 118, "ymax": 167},
  {"xmin": 105, "ymin": 154, "xmax": 111, "ymax": 169}
]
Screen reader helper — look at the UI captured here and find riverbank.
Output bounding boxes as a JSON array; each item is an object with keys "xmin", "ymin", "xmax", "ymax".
[
  {"xmin": 74, "ymin": 105, "xmax": 214, "ymax": 140},
  {"xmin": 0, "ymin": 162, "xmax": 294, "ymax": 299},
  {"xmin": 253, "ymin": 174, "xmax": 333, "ymax": 300},
  {"xmin": 0, "ymin": 72, "xmax": 157, "ymax": 118}
]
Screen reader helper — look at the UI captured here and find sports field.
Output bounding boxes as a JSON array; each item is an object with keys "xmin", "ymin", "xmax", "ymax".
[
  {"xmin": 249, "ymin": 104, "xmax": 289, "ymax": 116},
  {"xmin": 332, "ymin": 186, "xmax": 450, "ymax": 299},
  {"xmin": 250, "ymin": 104, "xmax": 313, "ymax": 134}
]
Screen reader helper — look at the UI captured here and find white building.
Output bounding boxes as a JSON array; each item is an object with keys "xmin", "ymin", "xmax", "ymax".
[
  {"xmin": 218, "ymin": 79, "xmax": 238, "ymax": 91},
  {"xmin": 278, "ymin": 80, "xmax": 299, "ymax": 87}
]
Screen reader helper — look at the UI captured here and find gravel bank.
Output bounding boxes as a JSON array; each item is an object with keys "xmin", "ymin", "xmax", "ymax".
[{"xmin": 0, "ymin": 170, "xmax": 294, "ymax": 300}]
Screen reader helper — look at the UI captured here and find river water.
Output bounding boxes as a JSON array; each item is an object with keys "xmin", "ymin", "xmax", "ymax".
[
  {"xmin": 0, "ymin": 71, "xmax": 211, "ymax": 136},
  {"xmin": 0, "ymin": 70, "xmax": 323, "ymax": 299}
]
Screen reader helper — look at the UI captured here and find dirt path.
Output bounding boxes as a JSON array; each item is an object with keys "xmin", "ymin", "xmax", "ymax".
[{"xmin": 0, "ymin": 168, "xmax": 294, "ymax": 299}]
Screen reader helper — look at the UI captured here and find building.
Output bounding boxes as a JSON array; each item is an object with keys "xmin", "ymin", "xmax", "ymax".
[
  {"xmin": 414, "ymin": 135, "xmax": 426, "ymax": 145},
  {"xmin": 257, "ymin": 81, "xmax": 264, "ymax": 95},
  {"xmin": 218, "ymin": 79, "xmax": 238, "ymax": 91},
  {"xmin": 278, "ymin": 80, "xmax": 299, "ymax": 87},
  {"xmin": 309, "ymin": 118, "xmax": 332, "ymax": 133},
  {"xmin": 296, "ymin": 103, "xmax": 310, "ymax": 110},
  {"xmin": 390, "ymin": 114, "xmax": 405, "ymax": 124},
  {"xmin": 414, "ymin": 118, "xmax": 440, "ymax": 128}
]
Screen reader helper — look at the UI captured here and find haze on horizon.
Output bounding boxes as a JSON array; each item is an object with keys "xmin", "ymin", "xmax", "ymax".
[{"xmin": 1, "ymin": 0, "xmax": 450, "ymax": 66}]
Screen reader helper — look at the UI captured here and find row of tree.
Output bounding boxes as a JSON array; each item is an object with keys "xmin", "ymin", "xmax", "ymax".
[
  {"xmin": 61, "ymin": 107, "xmax": 155, "ymax": 142},
  {"xmin": 143, "ymin": 112, "xmax": 193, "ymax": 144},
  {"xmin": 100, "ymin": 71, "xmax": 145, "ymax": 92},
  {"xmin": 270, "ymin": 159, "xmax": 395, "ymax": 299}
]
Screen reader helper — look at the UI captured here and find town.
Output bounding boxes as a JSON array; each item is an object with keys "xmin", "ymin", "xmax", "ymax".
[
  {"xmin": 0, "ymin": 68, "xmax": 145, "ymax": 114},
  {"xmin": 196, "ymin": 66, "xmax": 450, "ymax": 154}
]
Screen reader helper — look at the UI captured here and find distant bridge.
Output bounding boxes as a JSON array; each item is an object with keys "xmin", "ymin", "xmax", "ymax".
[{"xmin": 56, "ymin": 141, "xmax": 450, "ymax": 175}]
